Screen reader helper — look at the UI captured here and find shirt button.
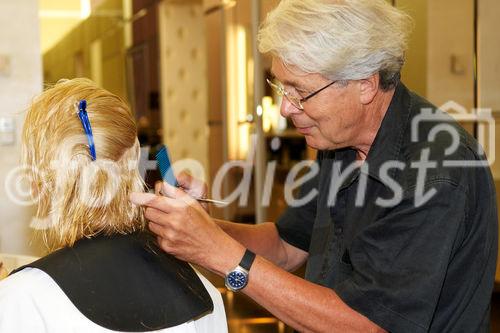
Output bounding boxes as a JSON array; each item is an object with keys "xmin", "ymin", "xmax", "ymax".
[{"xmin": 334, "ymin": 226, "xmax": 343, "ymax": 235}]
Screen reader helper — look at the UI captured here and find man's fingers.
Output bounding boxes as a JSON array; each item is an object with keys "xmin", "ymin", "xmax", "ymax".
[
  {"xmin": 129, "ymin": 192, "xmax": 178, "ymax": 212},
  {"xmin": 176, "ymin": 171, "xmax": 194, "ymax": 188},
  {"xmin": 148, "ymin": 221, "xmax": 162, "ymax": 235},
  {"xmin": 177, "ymin": 172, "xmax": 207, "ymax": 197},
  {"xmin": 177, "ymin": 171, "xmax": 205, "ymax": 192},
  {"xmin": 148, "ymin": 221, "xmax": 170, "ymax": 239},
  {"xmin": 129, "ymin": 192, "xmax": 156, "ymax": 206},
  {"xmin": 144, "ymin": 207, "xmax": 169, "ymax": 225},
  {"xmin": 154, "ymin": 181, "xmax": 163, "ymax": 195},
  {"xmin": 161, "ymin": 182, "xmax": 179, "ymax": 197},
  {"xmin": 155, "ymin": 181, "xmax": 174, "ymax": 197},
  {"xmin": 161, "ymin": 182, "xmax": 198, "ymax": 205}
]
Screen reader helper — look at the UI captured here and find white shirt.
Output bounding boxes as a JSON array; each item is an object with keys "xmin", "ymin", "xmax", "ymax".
[{"xmin": 0, "ymin": 267, "xmax": 227, "ymax": 333}]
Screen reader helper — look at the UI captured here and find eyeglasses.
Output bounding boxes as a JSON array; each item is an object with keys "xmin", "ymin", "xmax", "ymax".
[{"xmin": 266, "ymin": 78, "xmax": 337, "ymax": 110}]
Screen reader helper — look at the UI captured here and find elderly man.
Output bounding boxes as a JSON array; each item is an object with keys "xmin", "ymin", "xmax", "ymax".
[{"xmin": 130, "ymin": 0, "xmax": 498, "ymax": 332}]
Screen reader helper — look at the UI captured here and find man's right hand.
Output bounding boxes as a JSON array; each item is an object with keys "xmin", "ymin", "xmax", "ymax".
[{"xmin": 155, "ymin": 171, "xmax": 209, "ymax": 212}]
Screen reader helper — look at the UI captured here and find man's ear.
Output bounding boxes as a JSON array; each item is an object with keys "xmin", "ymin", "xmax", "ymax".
[{"xmin": 359, "ymin": 73, "xmax": 380, "ymax": 105}]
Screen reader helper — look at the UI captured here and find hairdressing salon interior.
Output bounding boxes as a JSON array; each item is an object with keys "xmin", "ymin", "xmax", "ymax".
[{"xmin": 0, "ymin": 0, "xmax": 500, "ymax": 332}]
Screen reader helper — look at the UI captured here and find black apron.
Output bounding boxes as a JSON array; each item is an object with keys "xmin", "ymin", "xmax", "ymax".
[{"xmin": 12, "ymin": 232, "xmax": 214, "ymax": 332}]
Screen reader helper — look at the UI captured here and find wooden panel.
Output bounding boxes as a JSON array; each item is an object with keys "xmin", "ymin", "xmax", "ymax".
[
  {"xmin": 478, "ymin": 0, "xmax": 500, "ymax": 112},
  {"xmin": 427, "ymin": 0, "xmax": 474, "ymax": 109},
  {"xmin": 478, "ymin": 0, "xmax": 500, "ymax": 283},
  {"xmin": 396, "ymin": 0, "xmax": 428, "ymax": 98},
  {"xmin": 494, "ymin": 179, "xmax": 500, "ymax": 283},
  {"xmin": 158, "ymin": 1, "xmax": 209, "ymax": 169}
]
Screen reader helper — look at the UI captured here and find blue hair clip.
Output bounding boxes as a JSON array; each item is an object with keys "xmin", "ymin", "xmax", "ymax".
[{"xmin": 77, "ymin": 99, "xmax": 97, "ymax": 161}]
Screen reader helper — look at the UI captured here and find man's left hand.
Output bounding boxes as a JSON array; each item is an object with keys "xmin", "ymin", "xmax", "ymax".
[{"xmin": 129, "ymin": 185, "xmax": 244, "ymax": 275}]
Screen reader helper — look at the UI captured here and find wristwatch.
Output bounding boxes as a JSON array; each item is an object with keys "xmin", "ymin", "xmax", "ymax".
[{"xmin": 224, "ymin": 249, "xmax": 256, "ymax": 292}]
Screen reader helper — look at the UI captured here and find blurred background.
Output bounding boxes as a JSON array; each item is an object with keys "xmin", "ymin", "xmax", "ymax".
[{"xmin": 0, "ymin": 0, "xmax": 499, "ymax": 332}]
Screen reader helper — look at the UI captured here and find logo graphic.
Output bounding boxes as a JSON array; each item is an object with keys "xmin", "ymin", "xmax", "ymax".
[{"xmin": 411, "ymin": 101, "xmax": 495, "ymax": 167}]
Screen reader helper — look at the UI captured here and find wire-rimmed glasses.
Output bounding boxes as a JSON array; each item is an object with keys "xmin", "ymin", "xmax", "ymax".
[{"xmin": 266, "ymin": 78, "xmax": 337, "ymax": 110}]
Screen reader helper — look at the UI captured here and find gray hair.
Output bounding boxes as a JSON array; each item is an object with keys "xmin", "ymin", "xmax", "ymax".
[{"xmin": 258, "ymin": 0, "xmax": 414, "ymax": 91}]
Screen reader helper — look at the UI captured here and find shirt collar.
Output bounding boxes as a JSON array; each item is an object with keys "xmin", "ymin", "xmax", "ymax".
[
  {"xmin": 363, "ymin": 82, "xmax": 412, "ymax": 181},
  {"xmin": 330, "ymin": 82, "xmax": 412, "ymax": 184}
]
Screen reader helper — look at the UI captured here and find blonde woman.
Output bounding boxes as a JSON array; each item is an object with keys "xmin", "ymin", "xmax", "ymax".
[{"xmin": 0, "ymin": 79, "xmax": 227, "ymax": 333}]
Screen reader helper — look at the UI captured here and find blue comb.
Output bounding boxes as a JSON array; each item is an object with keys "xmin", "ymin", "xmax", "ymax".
[
  {"xmin": 155, "ymin": 145, "xmax": 228, "ymax": 206},
  {"xmin": 156, "ymin": 145, "xmax": 178, "ymax": 187}
]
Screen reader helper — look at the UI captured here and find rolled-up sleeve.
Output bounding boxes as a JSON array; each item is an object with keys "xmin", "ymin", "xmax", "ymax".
[{"xmin": 276, "ymin": 163, "xmax": 320, "ymax": 252}]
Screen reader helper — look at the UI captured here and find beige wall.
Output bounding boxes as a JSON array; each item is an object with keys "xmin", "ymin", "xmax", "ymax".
[
  {"xmin": 478, "ymin": 0, "xmax": 500, "ymax": 188},
  {"xmin": 397, "ymin": 0, "xmax": 475, "ymax": 109},
  {"xmin": 0, "ymin": 0, "xmax": 43, "ymax": 255},
  {"xmin": 427, "ymin": 0, "xmax": 474, "ymax": 109},
  {"xmin": 479, "ymin": 0, "xmax": 500, "ymax": 113},
  {"xmin": 43, "ymin": 0, "xmax": 127, "ymax": 101},
  {"xmin": 39, "ymin": 0, "xmax": 83, "ymax": 53},
  {"xmin": 158, "ymin": 0, "xmax": 209, "ymax": 173},
  {"xmin": 478, "ymin": 0, "xmax": 500, "ymax": 283},
  {"xmin": 396, "ymin": 0, "xmax": 428, "ymax": 98}
]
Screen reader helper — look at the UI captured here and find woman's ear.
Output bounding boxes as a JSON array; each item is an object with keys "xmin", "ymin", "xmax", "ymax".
[{"xmin": 359, "ymin": 73, "xmax": 380, "ymax": 105}]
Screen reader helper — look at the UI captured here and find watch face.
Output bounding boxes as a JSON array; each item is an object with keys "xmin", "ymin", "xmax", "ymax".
[{"xmin": 226, "ymin": 270, "xmax": 248, "ymax": 291}]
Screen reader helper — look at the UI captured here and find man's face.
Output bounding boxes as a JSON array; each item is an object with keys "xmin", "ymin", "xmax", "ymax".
[{"xmin": 271, "ymin": 58, "xmax": 364, "ymax": 151}]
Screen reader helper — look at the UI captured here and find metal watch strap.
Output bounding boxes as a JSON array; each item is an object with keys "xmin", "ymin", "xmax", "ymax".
[{"xmin": 239, "ymin": 249, "xmax": 256, "ymax": 271}]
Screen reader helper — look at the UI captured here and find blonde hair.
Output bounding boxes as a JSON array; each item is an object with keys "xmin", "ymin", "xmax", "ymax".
[
  {"xmin": 258, "ymin": 0, "xmax": 414, "ymax": 90},
  {"xmin": 22, "ymin": 78, "xmax": 146, "ymax": 250}
]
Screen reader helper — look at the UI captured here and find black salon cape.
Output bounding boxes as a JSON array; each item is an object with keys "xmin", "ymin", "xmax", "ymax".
[{"xmin": 12, "ymin": 232, "xmax": 214, "ymax": 332}]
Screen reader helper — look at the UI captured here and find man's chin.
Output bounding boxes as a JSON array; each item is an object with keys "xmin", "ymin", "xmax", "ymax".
[
  {"xmin": 304, "ymin": 135, "xmax": 337, "ymax": 151},
  {"xmin": 304, "ymin": 135, "xmax": 321, "ymax": 150}
]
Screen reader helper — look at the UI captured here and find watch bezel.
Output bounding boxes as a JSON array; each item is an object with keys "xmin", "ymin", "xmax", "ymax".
[{"xmin": 224, "ymin": 266, "xmax": 249, "ymax": 292}]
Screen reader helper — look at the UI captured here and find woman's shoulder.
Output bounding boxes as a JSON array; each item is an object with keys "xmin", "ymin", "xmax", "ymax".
[
  {"xmin": 0, "ymin": 267, "xmax": 66, "ymax": 312},
  {"xmin": 0, "ymin": 268, "xmax": 59, "ymax": 332},
  {"xmin": 0, "ymin": 267, "xmax": 54, "ymax": 295}
]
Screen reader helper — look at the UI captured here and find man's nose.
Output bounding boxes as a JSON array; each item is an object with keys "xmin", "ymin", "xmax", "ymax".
[{"xmin": 280, "ymin": 98, "xmax": 301, "ymax": 117}]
